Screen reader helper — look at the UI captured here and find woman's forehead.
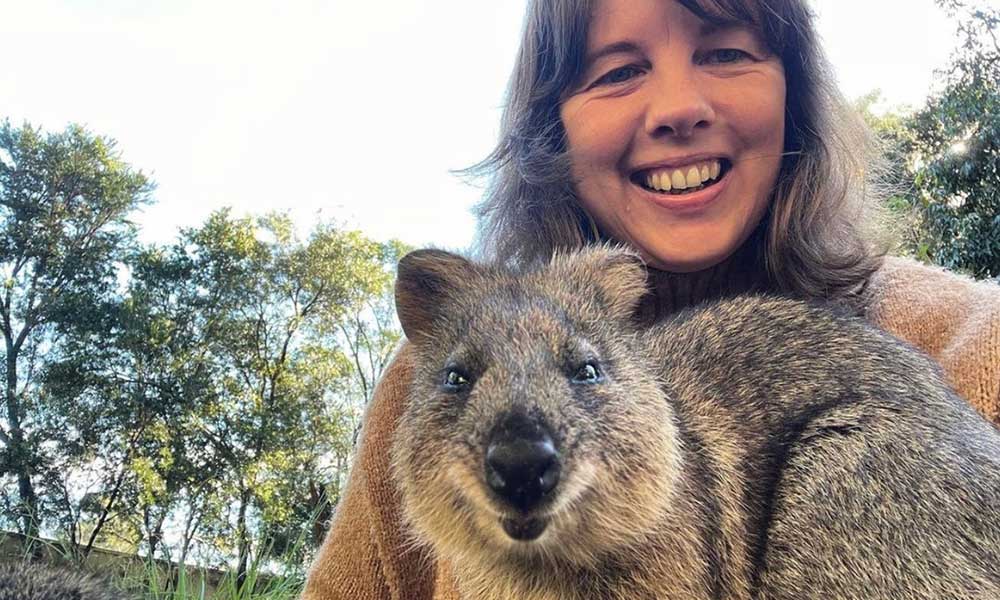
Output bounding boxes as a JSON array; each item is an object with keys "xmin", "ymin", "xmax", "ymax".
[
  {"xmin": 585, "ymin": 0, "xmax": 762, "ymax": 30},
  {"xmin": 584, "ymin": 0, "xmax": 758, "ymax": 49}
]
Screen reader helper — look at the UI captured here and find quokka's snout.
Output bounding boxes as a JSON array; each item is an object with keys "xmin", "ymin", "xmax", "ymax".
[
  {"xmin": 391, "ymin": 246, "xmax": 1000, "ymax": 600},
  {"xmin": 483, "ymin": 411, "xmax": 561, "ymax": 537}
]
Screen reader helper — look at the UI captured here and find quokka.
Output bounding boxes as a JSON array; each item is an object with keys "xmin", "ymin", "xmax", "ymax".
[
  {"xmin": 390, "ymin": 246, "xmax": 1000, "ymax": 600},
  {"xmin": 0, "ymin": 563, "xmax": 124, "ymax": 600}
]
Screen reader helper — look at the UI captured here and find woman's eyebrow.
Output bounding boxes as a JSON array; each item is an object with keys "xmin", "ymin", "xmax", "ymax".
[
  {"xmin": 584, "ymin": 40, "xmax": 642, "ymax": 65},
  {"xmin": 699, "ymin": 20, "xmax": 747, "ymax": 36}
]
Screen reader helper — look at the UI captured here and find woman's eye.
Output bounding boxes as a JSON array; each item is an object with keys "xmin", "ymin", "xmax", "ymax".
[
  {"xmin": 592, "ymin": 65, "xmax": 643, "ymax": 87},
  {"xmin": 702, "ymin": 48, "xmax": 752, "ymax": 65},
  {"xmin": 571, "ymin": 362, "xmax": 603, "ymax": 384},
  {"xmin": 443, "ymin": 369, "xmax": 470, "ymax": 389}
]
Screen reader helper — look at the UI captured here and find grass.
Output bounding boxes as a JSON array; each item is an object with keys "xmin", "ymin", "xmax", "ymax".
[
  {"xmin": 2, "ymin": 532, "xmax": 310, "ymax": 600},
  {"xmin": 115, "ymin": 559, "xmax": 306, "ymax": 600},
  {"xmin": 110, "ymin": 532, "xmax": 311, "ymax": 600},
  {"xmin": 3, "ymin": 503, "xmax": 324, "ymax": 599}
]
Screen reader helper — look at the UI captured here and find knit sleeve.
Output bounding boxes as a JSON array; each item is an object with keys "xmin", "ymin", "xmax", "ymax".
[
  {"xmin": 865, "ymin": 257, "xmax": 1000, "ymax": 424},
  {"xmin": 301, "ymin": 343, "xmax": 435, "ymax": 600}
]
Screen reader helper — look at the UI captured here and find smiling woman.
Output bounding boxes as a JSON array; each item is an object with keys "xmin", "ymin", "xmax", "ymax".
[
  {"xmin": 471, "ymin": 0, "xmax": 887, "ymax": 305},
  {"xmin": 301, "ymin": 0, "xmax": 1000, "ymax": 598},
  {"xmin": 559, "ymin": 0, "xmax": 786, "ymax": 272}
]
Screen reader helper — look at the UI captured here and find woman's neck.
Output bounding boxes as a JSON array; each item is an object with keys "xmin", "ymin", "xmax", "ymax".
[{"xmin": 637, "ymin": 239, "xmax": 768, "ymax": 323}]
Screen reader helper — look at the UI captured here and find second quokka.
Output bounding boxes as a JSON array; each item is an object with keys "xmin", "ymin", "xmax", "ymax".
[{"xmin": 390, "ymin": 246, "xmax": 1000, "ymax": 600}]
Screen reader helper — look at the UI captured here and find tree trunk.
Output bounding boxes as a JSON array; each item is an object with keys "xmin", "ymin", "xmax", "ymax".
[
  {"xmin": 308, "ymin": 479, "xmax": 333, "ymax": 548},
  {"xmin": 4, "ymin": 343, "xmax": 38, "ymax": 540},
  {"xmin": 235, "ymin": 485, "xmax": 253, "ymax": 591},
  {"xmin": 144, "ymin": 505, "xmax": 167, "ymax": 559},
  {"xmin": 179, "ymin": 498, "xmax": 205, "ymax": 567},
  {"xmin": 82, "ymin": 445, "xmax": 135, "ymax": 558}
]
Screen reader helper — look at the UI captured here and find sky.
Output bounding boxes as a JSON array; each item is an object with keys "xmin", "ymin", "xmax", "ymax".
[{"xmin": 2, "ymin": 0, "xmax": 959, "ymax": 253}]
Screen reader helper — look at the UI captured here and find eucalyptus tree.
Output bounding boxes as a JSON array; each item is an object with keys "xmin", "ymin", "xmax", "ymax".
[
  {"xmin": 0, "ymin": 121, "xmax": 150, "ymax": 538},
  {"xmin": 181, "ymin": 210, "xmax": 390, "ymax": 581},
  {"xmin": 41, "ymin": 241, "xmax": 227, "ymax": 559}
]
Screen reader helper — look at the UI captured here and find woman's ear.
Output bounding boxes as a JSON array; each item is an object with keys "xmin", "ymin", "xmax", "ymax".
[{"xmin": 395, "ymin": 249, "xmax": 475, "ymax": 343}]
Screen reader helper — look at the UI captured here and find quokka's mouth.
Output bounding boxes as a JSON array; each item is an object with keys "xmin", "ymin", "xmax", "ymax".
[{"xmin": 501, "ymin": 516, "xmax": 548, "ymax": 541}]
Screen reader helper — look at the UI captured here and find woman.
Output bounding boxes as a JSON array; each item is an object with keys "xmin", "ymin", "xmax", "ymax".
[{"xmin": 303, "ymin": 0, "xmax": 1000, "ymax": 598}]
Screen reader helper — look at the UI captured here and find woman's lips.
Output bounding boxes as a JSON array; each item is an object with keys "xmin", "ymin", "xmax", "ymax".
[{"xmin": 631, "ymin": 160, "xmax": 732, "ymax": 214}]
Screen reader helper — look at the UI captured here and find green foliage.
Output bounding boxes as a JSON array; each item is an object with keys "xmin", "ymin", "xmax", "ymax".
[
  {"xmin": 0, "ymin": 120, "xmax": 151, "ymax": 538},
  {"xmin": 1, "ymin": 120, "xmax": 405, "ymax": 575},
  {"xmin": 174, "ymin": 210, "xmax": 397, "ymax": 573},
  {"xmin": 899, "ymin": 1, "xmax": 1000, "ymax": 277},
  {"xmin": 39, "ymin": 229, "xmax": 223, "ymax": 558},
  {"xmin": 55, "ymin": 207, "xmax": 400, "ymax": 572},
  {"xmin": 854, "ymin": 91, "xmax": 932, "ymax": 261},
  {"xmin": 124, "ymin": 554, "xmax": 305, "ymax": 600}
]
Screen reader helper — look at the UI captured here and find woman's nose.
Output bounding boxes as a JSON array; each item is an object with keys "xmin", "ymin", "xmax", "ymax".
[{"xmin": 643, "ymin": 65, "xmax": 715, "ymax": 139}]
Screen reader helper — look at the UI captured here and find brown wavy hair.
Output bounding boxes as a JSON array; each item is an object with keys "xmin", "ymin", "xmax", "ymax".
[{"xmin": 469, "ymin": 0, "xmax": 889, "ymax": 301}]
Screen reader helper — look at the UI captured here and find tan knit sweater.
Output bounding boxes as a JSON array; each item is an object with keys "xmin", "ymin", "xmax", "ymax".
[{"xmin": 301, "ymin": 257, "xmax": 1000, "ymax": 600}]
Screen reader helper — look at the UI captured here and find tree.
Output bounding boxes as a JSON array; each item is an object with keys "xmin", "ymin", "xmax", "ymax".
[
  {"xmin": 854, "ymin": 91, "xmax": 933, "ymax": 261},
  {"xmin": 37, "ymin": 205, "xmax": 406, "ymax": 572},
  {"xmin": 906, "ymin": 1, "xmax": 1000, "ymax": 277},
  {"xmin": 178, "ymin": 211, "xmax": 391, "ymax": 582},
  {"xmin": 0, "ymin": 119, "xmax": 407, "ymax": 574},
  {"xmin": 296, "ymin": 238, "xmax": 409, "ymax": 550},
  {"xmin": 334, "ymin": 239, "xmax": 408, "ymax": 411},
  {"xmin": 40, "ymin": 242, "xmax": 225, "ymax": 559},
  {"xmin": 0, "ymin": 121, "xmax": 151, "ymax": 538}
]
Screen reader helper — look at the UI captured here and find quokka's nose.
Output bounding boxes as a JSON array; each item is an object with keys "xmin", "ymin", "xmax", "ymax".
[{"xmin": 484, "ymin": 413, "xmax": 561, "ymax": 512}]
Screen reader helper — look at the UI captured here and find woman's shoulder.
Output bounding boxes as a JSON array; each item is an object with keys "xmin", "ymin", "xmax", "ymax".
[
  {"xmin": 301, "ymin": 340, "xmax": 441, "ymax": 600},
  {"xmin": 349, "ymin": 341, "xmax": 416, "ymax": 462},
  {"xmin": 865, "ymin": 255, "xmax": 1000, "ymax": 326},
  {"xmin": 864, "ymin": 255, "xmax": 1000, "ymax": 420},
  {"xmin": 373, "ymin": 341, "xmax": 418, "ymax": 402},
  {"xmin": 352, "ymin": 340, "xmax": 417, "ymax": 483}
]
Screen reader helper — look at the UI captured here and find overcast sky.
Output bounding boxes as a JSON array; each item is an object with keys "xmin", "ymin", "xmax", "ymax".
[{"xmin": 2, "ymin": 0, "xmax": 958, "ymax": 252}]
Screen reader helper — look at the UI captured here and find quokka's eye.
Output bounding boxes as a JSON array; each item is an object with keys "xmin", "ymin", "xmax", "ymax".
[
  {"xmin": 443, "ymin": 369, "xmax": 471, "ymax": 390},
  {"xmin": 571, "ymin": 362, "xmax": 602, "ymax": 384}
]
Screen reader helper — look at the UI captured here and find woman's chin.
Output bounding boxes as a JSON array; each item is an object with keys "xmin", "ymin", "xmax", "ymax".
[{"xmin": 635, "ymin": 245, "xmax": 736, "ymax": 274}]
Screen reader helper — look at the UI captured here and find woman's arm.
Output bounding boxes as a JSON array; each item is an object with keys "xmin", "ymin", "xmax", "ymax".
[{"xmin": 301, "ymin": 344, "xmax": 437, "ymax": 600}]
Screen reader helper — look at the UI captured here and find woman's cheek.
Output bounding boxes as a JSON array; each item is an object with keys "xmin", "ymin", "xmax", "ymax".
[
  {"xmin": 727, "ymin": 71, "xmax": 787, "ymax": 158},
  {"xmin": 562, "ymin": 99, "xmax": 633, "ymax": 167}
]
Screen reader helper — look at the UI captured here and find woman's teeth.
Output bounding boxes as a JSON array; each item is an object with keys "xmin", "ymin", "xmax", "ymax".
[{"xmin": 642, "ymin": 160, "xmax": 723, "ymax": 194}]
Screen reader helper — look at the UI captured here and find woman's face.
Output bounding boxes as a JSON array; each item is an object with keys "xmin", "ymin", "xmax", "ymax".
[{"xmin": 559, "ymin": 0, "xmax": 786, "ymax": 272}]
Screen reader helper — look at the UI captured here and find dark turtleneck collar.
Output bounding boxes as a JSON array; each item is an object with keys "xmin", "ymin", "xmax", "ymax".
[{"xmin": 636, "ymin": 234, "xmax": 770, "ymax": 325}]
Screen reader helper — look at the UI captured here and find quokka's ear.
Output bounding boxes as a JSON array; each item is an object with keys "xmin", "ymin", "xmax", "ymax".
[
  {"xmin": 395, "ymin": 249, "xmax": 475, "ymax": 343},
  {"xmin": 561, "ymin": 245, "xmax": 649, "ymax": 320}
]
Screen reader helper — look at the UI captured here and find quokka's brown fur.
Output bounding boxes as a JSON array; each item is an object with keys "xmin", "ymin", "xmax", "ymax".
[
  {"xmin": 391, "ymin": 246, "xmax": 1000, "ymax": 600},
  {"xmin": 0, "ymin": 563, "xmax": 124, "ymax": 600}
]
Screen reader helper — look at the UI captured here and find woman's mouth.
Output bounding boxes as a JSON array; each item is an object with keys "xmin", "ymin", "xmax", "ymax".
[{"xmin": 631, "ymin": 159, "xmax": 731, "ymax": 195}]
